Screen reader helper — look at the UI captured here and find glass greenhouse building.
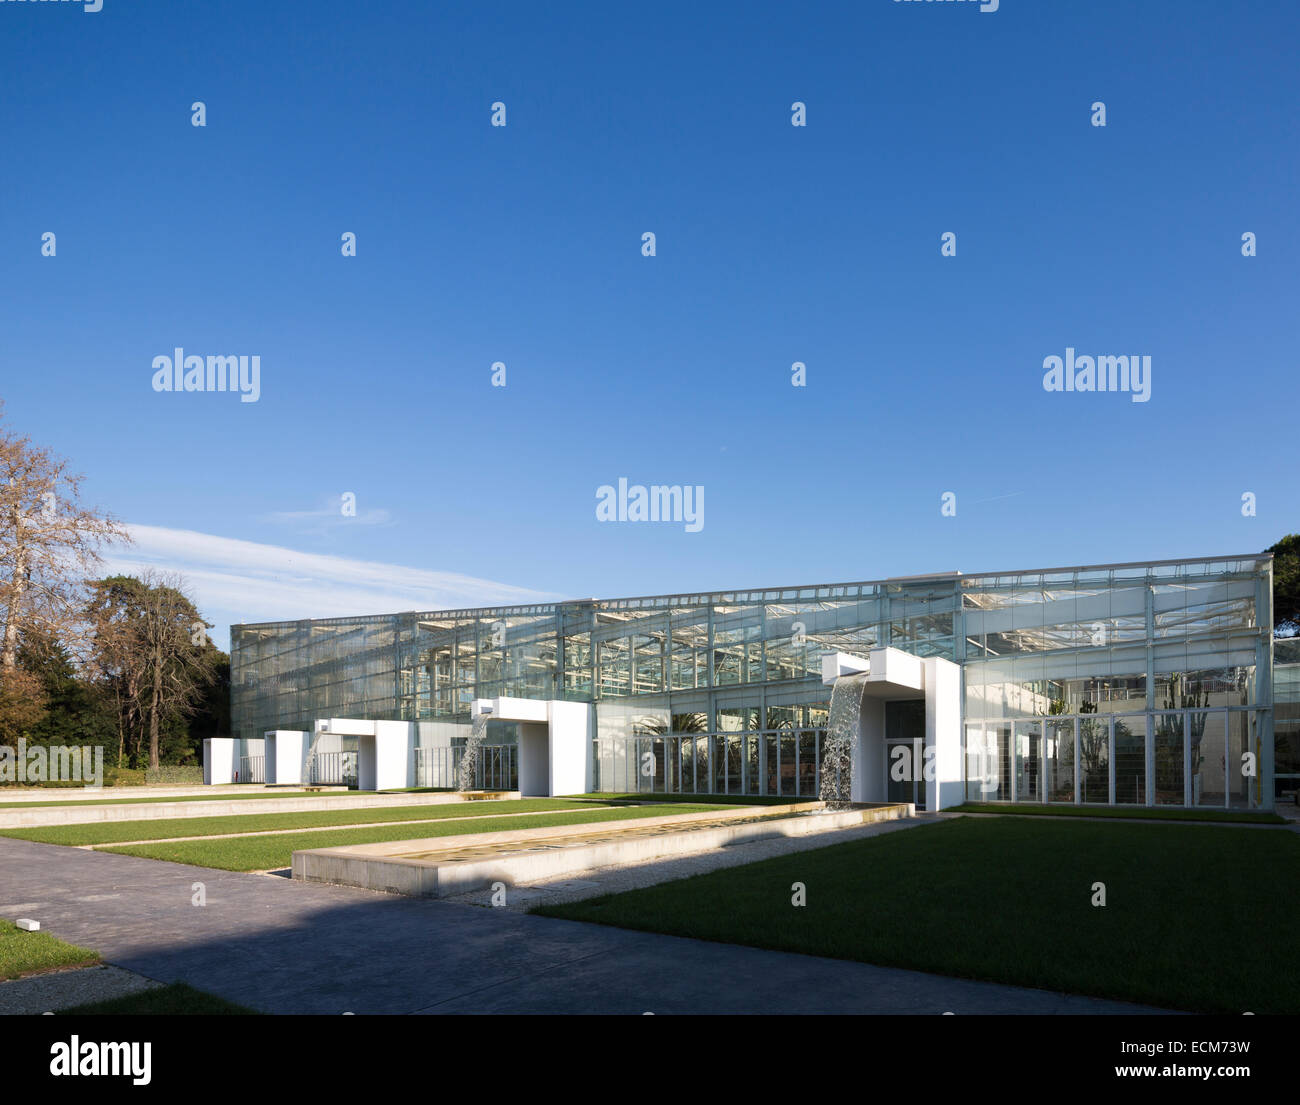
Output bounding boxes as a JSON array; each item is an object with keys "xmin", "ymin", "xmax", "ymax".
[{"xmin": 230, "ymin": 552, "xmax": 1295, "ymax": 810}]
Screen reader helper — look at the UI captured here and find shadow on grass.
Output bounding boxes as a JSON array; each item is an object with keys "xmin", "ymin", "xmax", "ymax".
[{"xmin": 58, "ymin": 982, "xmax": 257, "ymax": 1015}]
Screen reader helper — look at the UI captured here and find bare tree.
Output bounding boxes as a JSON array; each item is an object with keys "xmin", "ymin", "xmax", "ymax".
[
  {"xmin": 139, "ymin": 574, "xmax": 216, "ymax": 770},
  {"xmin": 0, "ymin": 403, "xmax": 128, "ymax": 743}
]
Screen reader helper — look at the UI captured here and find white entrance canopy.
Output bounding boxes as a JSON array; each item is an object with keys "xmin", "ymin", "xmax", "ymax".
[
  {"xmin": 203, "ymin": 737, "xmax": 238, "ymax": 785},
  {"xmin": 823, "ymin": 647, "xmax": 964, "ymax": 810},
  {"xmin": 264, "ymin": 730, "xmax": 308, "ymax": 785},
  {"xmin": 206, "ymin": 706, "xmax": 592, "ymax": 794},
  {"xmin": 314, "ymin": 718, "xmax": 415, "ymax": 792},
  {"xmin": 471, "ymin": 697, "xmax": 591, "ymax": 797}
]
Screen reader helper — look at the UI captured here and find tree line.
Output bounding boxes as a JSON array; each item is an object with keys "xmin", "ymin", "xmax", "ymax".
[{"xmin": 1, "ymin": 404, "xmax": 227, "ymax": 770}]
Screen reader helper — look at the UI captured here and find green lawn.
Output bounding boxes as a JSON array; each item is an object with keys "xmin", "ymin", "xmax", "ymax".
[
  {"xmin": 100, "ymin": 802, "xmax": 724, "ymax": 871},
  {"xmin": 534, "ymin": 817, "xmax": 1300, "ymax": 1014},
  {"xmin": 951, "ymin": 802, "xmax": 1286, "ymax": 825},
  {"xmin": 0, "ymin": 919, "xmax": 99, "ymax": 980},
  {"xmin": 58, "ymin": 982, "xmax": 256, "ymax": 1015},
  {"xmin": 1, "ymin": 797, "xmax": 605, "ymax": 846},
  {"xmin": 0, "ymin": 789, "xmax": 353, "ymax": 809}
]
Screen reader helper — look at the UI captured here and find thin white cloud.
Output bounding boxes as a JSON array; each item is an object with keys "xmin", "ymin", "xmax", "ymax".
[
  {"xmin": 261, "ymin": 502, "xmax": 394, "ymax": 528},
  {"xmin": 100, "ymin": 525, "xmax": 561, "ymax": 649}
]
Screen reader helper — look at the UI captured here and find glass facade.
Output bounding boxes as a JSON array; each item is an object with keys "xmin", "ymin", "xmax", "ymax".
[
  {"xmin": 1275, "ymin": 637, "xmax": 1300, "ymax": 797},
  {"xmin": 230, "ymin": 554, "xmax": 1278, "ymax": 807}
]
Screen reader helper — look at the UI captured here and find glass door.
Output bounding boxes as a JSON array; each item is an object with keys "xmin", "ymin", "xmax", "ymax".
[
  {"xmin": 885, "ymin": 699, "xmax": 927, "ymax": 810},
  {"xmin": 1014, "ymin": 721, "xmax": 1043, "ymax": 802}
]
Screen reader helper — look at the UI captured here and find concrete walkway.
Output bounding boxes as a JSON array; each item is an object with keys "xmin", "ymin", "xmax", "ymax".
[
  {"xmin": 0, "ymin": 790, "xmax": 510, "ymax": 830},
  {"xmin": 0, "ymin": 965, "xmax": 161, "ymax": 1015},
  {"xmin": 0, "ymin": 784, "xmax": 319, "ymax": 803},
  {"xmin": 0, "ymin": 837, "xmax": 1169, "ymax": 1015},
  {"xmin": 72, "ymin": 801, "xmax": 628, "ymax": 848}
]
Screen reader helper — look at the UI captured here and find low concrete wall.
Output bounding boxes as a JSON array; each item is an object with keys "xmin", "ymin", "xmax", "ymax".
[
  {"xmin": 0, "ymin": 790, "xmax": 521, "ymax": 829},
  {"xmin": 0, "ymin": 784, "xmax": 302, "ymax": 804},
  {"xmin": 293, "ymin": 803, "xmax": 912, "ymax": 897},
  {"xmin": 296, "ymin": 801, "xmax": 816, "ymax": 859}
]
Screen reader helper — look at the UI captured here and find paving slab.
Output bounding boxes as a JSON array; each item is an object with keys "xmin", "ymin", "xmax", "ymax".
[{"xmin": 0, "ymin": 964, "xmax": 161, "ymax": 1015}]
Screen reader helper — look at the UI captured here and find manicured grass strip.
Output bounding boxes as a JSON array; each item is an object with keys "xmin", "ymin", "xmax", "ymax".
[
  {"xmin": 950, "ymin": 802, "xmax": 1285, "ymax": 825},
  {"xmin": 58, "ymin": 982, "xmax": 256, "ymax": 1015},
  {"xmin": 2, "ymin": 798, "xmax": 602, "ymax": 846},
  {"xmin": 534, "ymin": 818, "xmax": 1300, "ymax": 1014},
  {"xmin": 0, "ymin": 790, "xmax": 356, "ymax": 809},
  {"xmin": 0, "ymin": 919, "xmax": 99, "ymax": 981},
  {"xmin": 99, "ymin": 803, "xmax": 724, "ymax": 871},
  {"xmin": 571, "ymin": 793, "xmax": 817, "ymax": 806}
]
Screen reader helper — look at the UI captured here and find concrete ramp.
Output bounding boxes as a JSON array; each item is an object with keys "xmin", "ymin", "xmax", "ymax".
[{"xmin": 291, "ymin": 802, "xmax": 912, "ymax": 898}]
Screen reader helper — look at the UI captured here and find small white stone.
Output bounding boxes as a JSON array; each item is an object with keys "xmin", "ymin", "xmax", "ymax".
[{"xmin": 15, "ymin": 918, "xmax": 40, "ymax": 931}]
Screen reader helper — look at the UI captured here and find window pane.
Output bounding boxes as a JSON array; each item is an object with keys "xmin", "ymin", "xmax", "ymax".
[
  {"xmin": 967, "ymin": 722, "xmax": 1011, "ymax": 801},
  {"xmin": 726, "ymin": 735, "xmax": 742, "ymax": 794},
  {"xmin": 680, "ymin": 738, "xmax": 695, "ymax": 794},
  {"xmin": 1153, "ymin": 713, "xmax": 1185, "ymax": 804},
  {"xmin": 709, "ymin": 736, "xmax": 726, "ymax": 793},
  {"xmin": 669, "ymin": 618, "xmax": 707, "ymax": 691},
  {"xmin": 779, "ymin": 734, "xmax": 796, "ymax": 797},
  {"xmin": 1114, "ymin": 715, "xmax": 1146, "ymax": 804},
  {"xmin": 799, "ymin": 730, "xmax": 818, "ymax": 796},
  {"xmin": 599, "ymin": 637, "xmax": 630, "ymax": 696},
  {"xmin": 1191, "ymin": 710, "xmax": 1227, "ymax": 807},
  {"xmin": 1228, "ymin": 711, "xmax": 1259, "ymax": 809},
  {"xmin": 965, "ymin": 725, "xmax": 982, "ymax": 800},
  {"xmin": 633, "ymin": 634, "xmax": 664, "ymax": 694},
  {"xmin": 1045, "ymin": 719, "xmax": 1075, "ymax": 802},
  {"xmin": 1079, "ymin": 715, "xmax": 1110, "ymax": 803},
  {"xmin": 1015, "ymin": 721, "xmax": 1042, "ymax": 801},
  {"xmin": 713, "ymin": 627, "xmax": 743, "ymax": 685}
]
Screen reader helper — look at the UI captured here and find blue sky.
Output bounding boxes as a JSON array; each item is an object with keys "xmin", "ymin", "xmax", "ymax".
[{"xmin": 2, "ymin": 0, "xmax": 1297, "ymax": 649}]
